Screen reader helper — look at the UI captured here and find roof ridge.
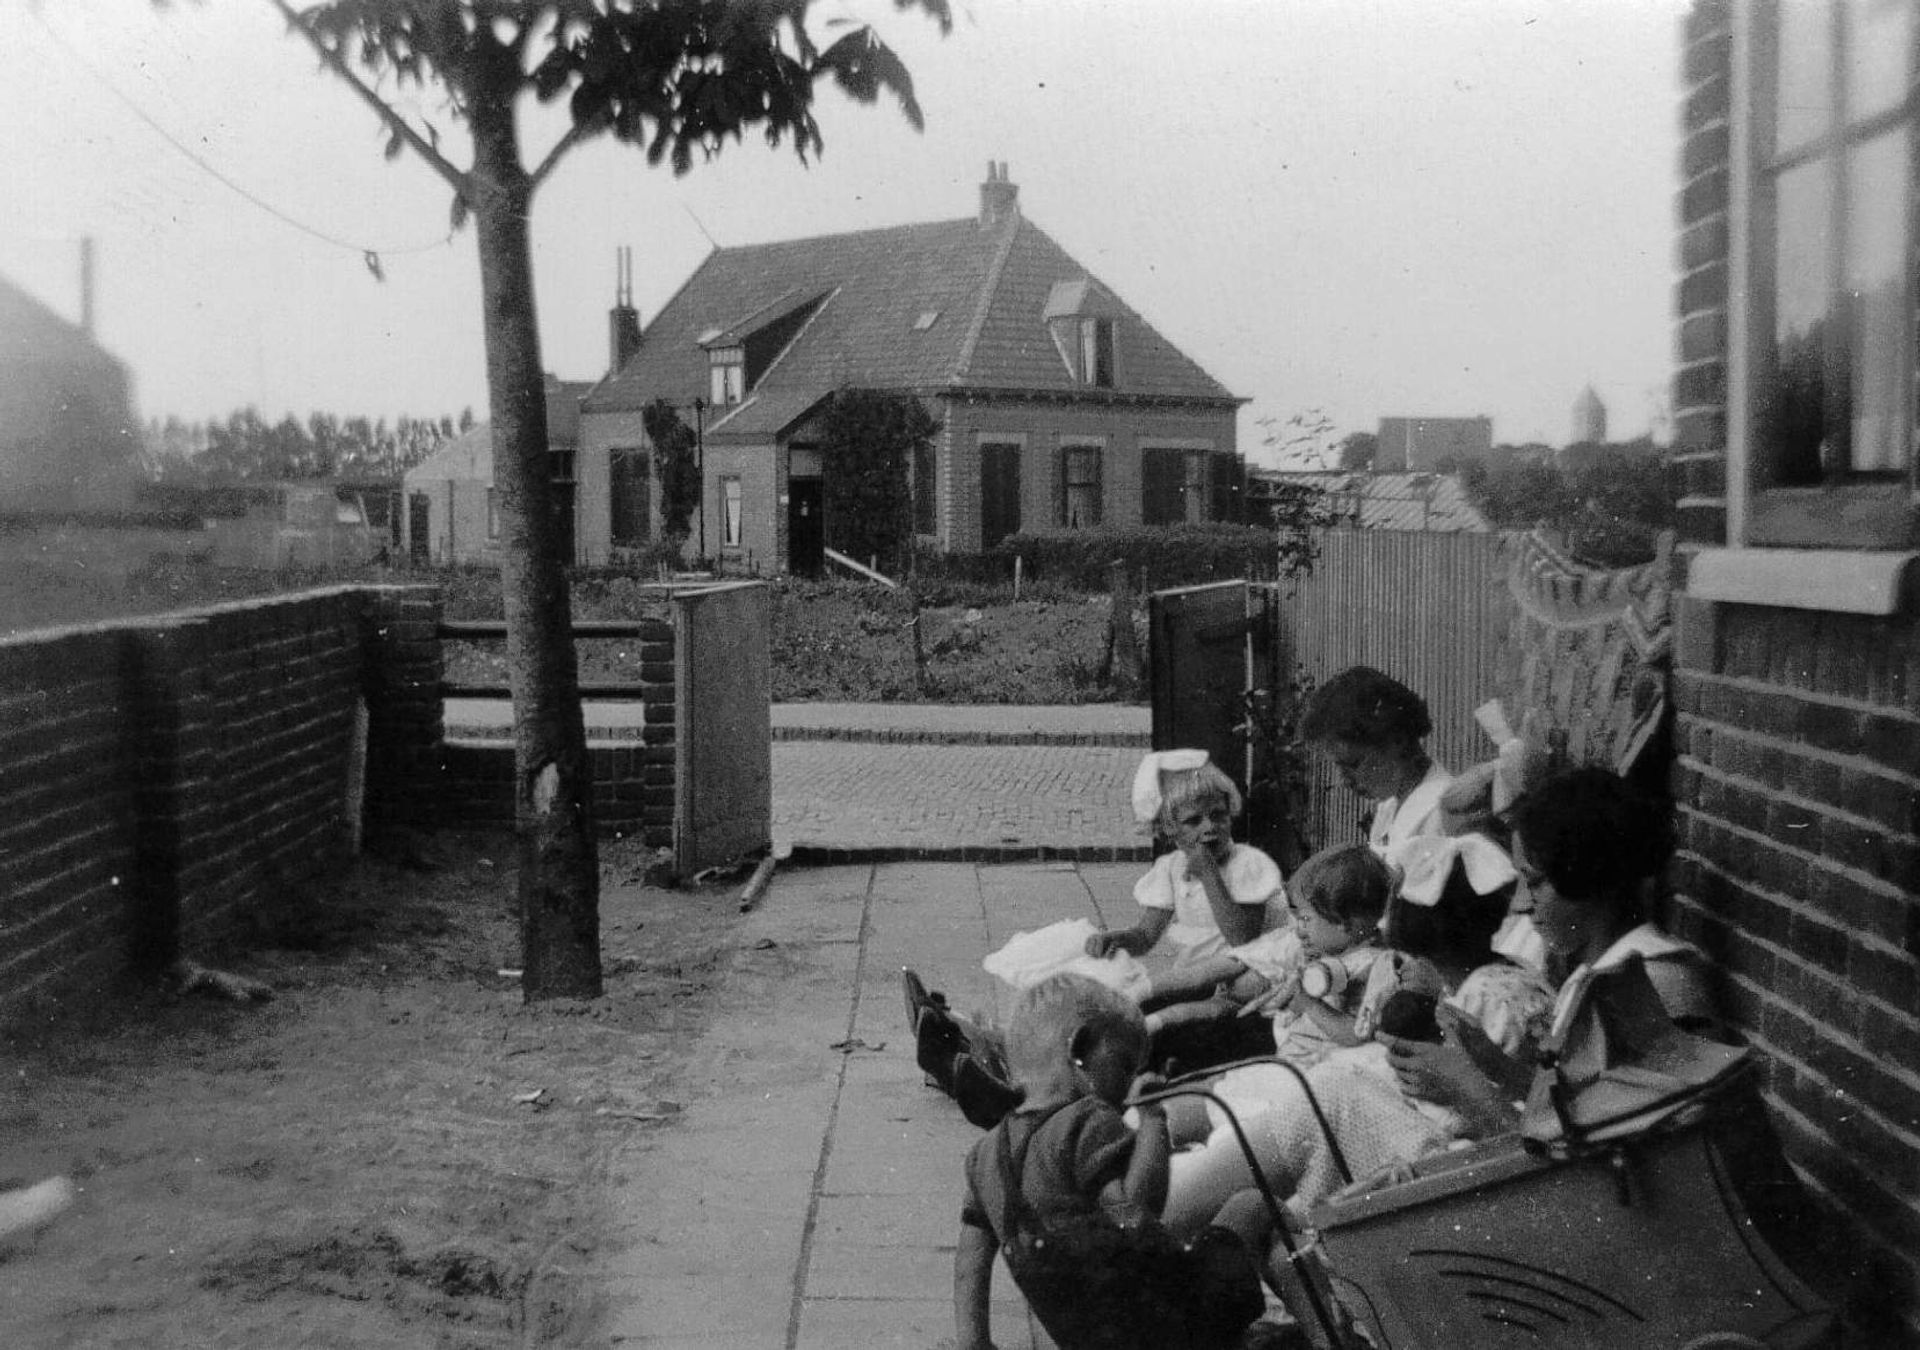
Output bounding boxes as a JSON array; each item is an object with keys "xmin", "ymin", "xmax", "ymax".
[
  {"xmin": 953, "ymin": 216, "xmax": 1022, "ymax": 381},
  {"xmin": 708, "ymin": 215, "xmax": 977, "ymax": 258}
]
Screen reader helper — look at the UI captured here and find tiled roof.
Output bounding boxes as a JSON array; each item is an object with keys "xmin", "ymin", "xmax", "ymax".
[
  {"xmin": 1253, "ymin": 471, "xmax": 1491, "ymax": 533},
  {"xmin": 403, "ymin": 425, "xmax": 492, "ymax": 486},
  {"xmin": 586, "ymin": 211, "xmax": 1238, "ymax": 432}
]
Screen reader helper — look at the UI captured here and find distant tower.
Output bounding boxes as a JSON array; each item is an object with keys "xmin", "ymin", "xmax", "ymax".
[{"xmin": 1571, "ymin": 385, "xmax": 1607, "ymax": 445}]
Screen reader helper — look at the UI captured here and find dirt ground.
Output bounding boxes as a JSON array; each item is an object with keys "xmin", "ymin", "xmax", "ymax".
[{"xmin": 0, "ymin": 832, "xmax": 748, "ymax": 1349}]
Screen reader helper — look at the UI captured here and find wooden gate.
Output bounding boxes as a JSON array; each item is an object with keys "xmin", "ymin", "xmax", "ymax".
[
  {"xmin": 1147, "ymin": 581, "xmax": 1297, "ymax": 866},
  {"xmin": 674, "ymin": 581, "xmax": 772, "ymax": 874}
]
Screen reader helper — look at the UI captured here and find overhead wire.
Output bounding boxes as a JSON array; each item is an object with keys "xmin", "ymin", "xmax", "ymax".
[{"xmin": 29, "ymin": 6, "xmax": 456, "ymax": 275}]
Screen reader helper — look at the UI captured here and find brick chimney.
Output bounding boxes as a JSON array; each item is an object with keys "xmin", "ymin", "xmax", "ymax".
[
  {"xmin": 979, "ymin": 161, "xmax": 1019, "ymax": 229},
  {"xmin": 608, "ymin": 245, "xmax": 642, "ymax": 375}
]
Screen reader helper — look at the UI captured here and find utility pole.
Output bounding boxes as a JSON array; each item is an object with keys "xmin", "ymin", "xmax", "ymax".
[{"xmin": 692, "ymin": 397, "xmax": 707, "ymax": 562}]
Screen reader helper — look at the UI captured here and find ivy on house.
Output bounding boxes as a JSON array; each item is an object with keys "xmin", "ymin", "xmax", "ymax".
[
  {"xmin": 817, "ymin": 389, "xmax": 940, "ymax": 576},
  {"xmin": 640, "ymin": 400, "xmax": 701, "ymax": 545}
]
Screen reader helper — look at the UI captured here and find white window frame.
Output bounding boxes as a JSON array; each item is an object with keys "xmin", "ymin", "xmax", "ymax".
[
  {"xmin": 721, "ymin": 475, "xmax": 743, "ymax": 549},
  {"xmin": 1700, "ymin": 2, "xmax": 1918, "ymax": 614}
]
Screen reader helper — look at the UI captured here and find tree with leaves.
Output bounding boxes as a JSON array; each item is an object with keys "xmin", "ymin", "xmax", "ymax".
[
  {"xmin": 640, "ymin": 399, "xmax": 700, "ymax": 546},
  {"xmin": 248, "ymin": 0, "xmax": 948, "ymax": 1000},
  {"xmin": 817, "ymin": 388, "xmax": 936, "ymax": 577}
]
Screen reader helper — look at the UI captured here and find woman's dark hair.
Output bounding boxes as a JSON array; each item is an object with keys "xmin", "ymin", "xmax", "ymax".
[
  {"xmin": 1505, "ymin": 766, "xmax": 1673, "ymax": 904},
  {"xmin": 1382, "ymin": 871, "xmax": 1512, "ymax": 972},
  {"xmin": 1298, "ymin": 666, "xmax": 1432, "ymax": 749}
]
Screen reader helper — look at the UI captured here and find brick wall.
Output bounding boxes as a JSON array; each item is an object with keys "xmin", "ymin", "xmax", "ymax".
[
  {"xmin": 438, "ymin": 615, "xmax": 677, "ymax": 848},
  {"xmin": 1670, "ymin": 2, "xmax": 1920, "ymax": 1334},
  {"xmin": 0, "ymin": 586, "xmax": 444, "ymax": 1029}
]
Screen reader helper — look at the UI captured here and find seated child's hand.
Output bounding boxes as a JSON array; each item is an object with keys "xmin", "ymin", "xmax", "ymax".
[
  {"xmin": 1085, "ymin": 928, "xmax": 1147, "ymax": 959},
  {"xmin": 1333, "ymin": 1159, "xmax": 1420, "ymax": 1199}
]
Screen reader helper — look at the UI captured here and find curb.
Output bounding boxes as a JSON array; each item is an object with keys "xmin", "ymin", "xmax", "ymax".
[{"xmin": 782, "ymin": 842, "xmax": 1155, "ymax": 866}]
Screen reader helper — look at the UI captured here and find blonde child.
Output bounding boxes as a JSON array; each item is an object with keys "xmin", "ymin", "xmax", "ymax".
[
  {"xmin": 1085, "ymin": 751, "xmax": 1284, "ymax": 967},
  {"xmin": 952, "ymin": 973, "xmax": 1280, "ymax": 1350}
]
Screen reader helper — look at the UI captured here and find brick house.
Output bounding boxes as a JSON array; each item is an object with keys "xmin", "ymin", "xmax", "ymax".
[
  {"xmin": 399, "ymin": 376, "xmax": 592, "ymax": 565},
  {"xmin": 1671, "ymin": 2, "xmax": 1919, "ymax": 1334},
  {"xmin": 576, "ymin": 164, "xmax": 1245, "ymax": 573}
]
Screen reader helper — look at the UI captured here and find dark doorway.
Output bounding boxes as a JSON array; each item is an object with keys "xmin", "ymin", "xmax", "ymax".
[
  {"xmin": 408, "ymin": 492, "xmax": 431, "ymax": 565},
  {"xmin": 551, "ymin": 481, "xmax": 577, "ymax": 566},
  {"xmin": 788, "ymin": 477, "xmax": 824, "ymax": 576},
  {"xmin": 981, "ymin": 442, "xmax": 1022, "ymax": 549}
]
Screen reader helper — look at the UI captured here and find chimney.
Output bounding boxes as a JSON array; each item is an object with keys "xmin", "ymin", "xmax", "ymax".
[
  {"xmin": 979, "ymin": 160, "xmax": 1019, "ymax": 229},
  {"xmin": 79, "ymin": 236, "xmax": 95, "ymax": 336},
  {"xmin": 609, "ymin": 245, "xmax": 642, "ymax": 375}
]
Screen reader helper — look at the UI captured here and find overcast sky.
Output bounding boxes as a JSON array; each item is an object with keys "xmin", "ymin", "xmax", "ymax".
[{"xmin": 1, "ymin": 0, "xmax": 1684, "ymax": 464}]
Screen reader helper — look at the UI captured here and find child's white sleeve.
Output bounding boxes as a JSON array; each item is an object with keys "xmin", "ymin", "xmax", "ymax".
[
  {"xmin": 1222, "ymin": 846, "xmax": 1284, "ymax": 907},
  {"xmin": 1132, "ymin": 851, "xmax": 1179, "ymax": 910}
]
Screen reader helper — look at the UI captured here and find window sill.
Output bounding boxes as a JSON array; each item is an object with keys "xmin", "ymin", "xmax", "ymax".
[{"xmin": 1688, "ymin": 547, "xmax": 1917, "ymax": 616}]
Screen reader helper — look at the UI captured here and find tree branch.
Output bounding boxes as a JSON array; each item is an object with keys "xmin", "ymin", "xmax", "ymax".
[
  {"xmin": 529, "ymin": 119, "xmax": 599, "ymax": 194},
  {"xmin": 270, "ymin": 0, "xmax": 472, "ymax": 198}
]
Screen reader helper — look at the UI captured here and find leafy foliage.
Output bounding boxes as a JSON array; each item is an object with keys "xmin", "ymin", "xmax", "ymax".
[
  {"xmin": 639, "ymin": 400, "xmax": 700, "ymax": 542},
  {"xmin": 817, "ymin": 389, "xmax": 939, "ymax": 576},
  {"xmin": 144, "ymin": 409, "xmax": 471, "ymax": 483},
  {"xmin": 1459, "ymin": 439, "xmax": 1676, "ymax": 566},
  {"xmin": 979, "ymin": 523, "xmax": 1299, "ymax": 592}
]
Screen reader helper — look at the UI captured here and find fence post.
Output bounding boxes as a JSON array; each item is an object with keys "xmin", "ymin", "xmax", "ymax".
[{"xmin": 1105, "ymin": 560, "xmax": 1142, "ymax": 700}]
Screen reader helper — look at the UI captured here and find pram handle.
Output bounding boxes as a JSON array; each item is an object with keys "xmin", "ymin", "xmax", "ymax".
[{"xmin": 1128, "ymin": 1057, "xmax": 1357, "ymax": 1350}]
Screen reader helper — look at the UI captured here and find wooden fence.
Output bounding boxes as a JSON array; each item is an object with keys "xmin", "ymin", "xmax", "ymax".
[{"xmin": 1273, "ymin": 529, "xmax": 1516, "ymax": 849}]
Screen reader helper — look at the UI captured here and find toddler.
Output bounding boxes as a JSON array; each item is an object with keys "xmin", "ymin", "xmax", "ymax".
[
  {"xmin": 952, "ymin": 973, "xmax": 1280, "ymax": 1350},
  {"xmin": 1085, "ymin": 750, "xmax": 1284, "ymax": 968}
]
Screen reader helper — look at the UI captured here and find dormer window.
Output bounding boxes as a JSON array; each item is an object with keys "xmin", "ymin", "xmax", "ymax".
[
  {"xmin": 708, "ymin": 345, "xmax": 745, "ymax": 407},
  {"xmin": 1079, "ymin": 318, "xmax": 1114, "ymax": 388}
]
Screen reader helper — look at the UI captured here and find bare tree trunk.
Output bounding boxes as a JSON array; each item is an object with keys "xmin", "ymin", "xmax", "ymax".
[{"xmin": 469, "ymin": 92, "xmax": 602, "ymax": 1001}]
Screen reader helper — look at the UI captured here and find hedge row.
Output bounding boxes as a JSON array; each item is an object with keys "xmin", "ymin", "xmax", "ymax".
[{"xmin": 916, "ymin": 523, "xmax": 1284, "ymax": 594}]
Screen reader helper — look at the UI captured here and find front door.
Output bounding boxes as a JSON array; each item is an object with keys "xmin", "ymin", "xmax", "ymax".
[
  {"xmin": 788, "ymin": 478, "xmax": 824, "ymax": 576},
  {"xmin": 408, "ymin": 492, "xmax": 431, "ymax": 565},
  {"xmin": 981, "ymin": 442, "xmax": 1022, "ymax": 549}
]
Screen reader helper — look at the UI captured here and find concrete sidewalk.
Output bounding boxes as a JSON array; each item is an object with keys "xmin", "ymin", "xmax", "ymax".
[{"xmin": 600, "ymin": 859, "xmax": 1149, "ymax": 1349}]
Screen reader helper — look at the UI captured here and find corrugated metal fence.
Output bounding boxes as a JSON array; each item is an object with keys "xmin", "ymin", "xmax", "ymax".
[{"xmin": 1272, "ymin": 529, "xmax": 1516, "ymax": 850}]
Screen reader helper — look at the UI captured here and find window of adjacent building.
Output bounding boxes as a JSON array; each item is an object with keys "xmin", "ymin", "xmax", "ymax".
[
  {"xmin": 1744, "ymin": 0, "xmax": 1917, "ymax": 546},
  {"xmin": 1079, "ymin": 318, "xmax": 1114, "ymax": 388},
  {"xmin": 486, "ymin": 488, "xmax": 501, "ymax": 540},
  {"xmin": 708, "ymin": 346, "xmax": 745, "ymax": 407},
  {"xmin": 609, "ymin": 447, "xmax": 651, "ymax": 547},
  {"xmin": 1059, "ymin": 444, "xmax": 1103, "ymax": 528},
  {"xmin": 1182, "ymin": 451, "xmax": 1209, "ymax": 524},
  {"xmin": 1143, "ymin": 447, "xmax": 1212, "ymax": 525},
  {"xmin": 721, "ymin": 476, "xmax": 743, "ymax": 548},
  {"xmin": 913, "ymin": 440, "xmax": 937, "ymax": 535}
]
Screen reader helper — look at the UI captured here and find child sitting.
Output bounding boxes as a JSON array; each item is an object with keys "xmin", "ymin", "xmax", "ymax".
[
  {"xmin": 1084, "ymin": 750, "xmax": 1284, "ymax": 967},
  {"xmin": 953, "ymin": 973, "xmax": 1286, "ymax": 1350}
]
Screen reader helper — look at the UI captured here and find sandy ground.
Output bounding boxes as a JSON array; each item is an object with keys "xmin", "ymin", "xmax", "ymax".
[{"xmin": 0, "ymin": 832, "xmax": 744, "ymax": 1349}]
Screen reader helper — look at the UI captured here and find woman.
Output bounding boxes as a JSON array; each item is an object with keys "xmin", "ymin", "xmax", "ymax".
[
  {"xmin": 1298, "ymin": 666, "xmax": 1452, "ymax": 858},
  {"xmin": 1159, "ymin": 767, "xmax": 1713, "ymax": 1234}
]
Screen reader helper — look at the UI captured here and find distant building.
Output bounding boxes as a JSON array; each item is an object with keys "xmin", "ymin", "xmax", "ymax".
[
  {"xmin": 579, "ymin": 163, "xmax": 1245, "ymax": 573},
  {"xmin": 1247, "ymin": 469, "xmax": 1489, "ymax": 533},
  {"xmin": 1570, "ymin": 385, "xmax": 1608, "ymax": 444},
  {"xmin": 1373, "ymin": 416, "xmax": 1493, "ymax": 471},
  {"xmin": 400, "ymin": 375, "xmax": 592, "ymax": 565},
  {"xmin": 0, "ymin": 256, "xmax": 140, "ymax": 513}
]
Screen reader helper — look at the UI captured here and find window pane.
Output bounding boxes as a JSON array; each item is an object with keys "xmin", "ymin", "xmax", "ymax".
[
  {"xmin": 1844, "ymin": 0, "xmax": 1914, "ymax": 126},
  {"xmin": 1768, "ymin": 156, "xmax": 1837, "ymax": 484},
  {"xmin": 1845, "ymin": 129, "xmax": 1911, "ymax": 472},
  {"xmin": 723, "ymin": 478, "xmax": 742, "ymax": 547},
  {"xmin": 1775, "ymin": 0, "xmax": 1835, "ymax": 155},
  {"xmin": 1183, "ymin": 452, "xmax": 1208, "ymax": 524}
]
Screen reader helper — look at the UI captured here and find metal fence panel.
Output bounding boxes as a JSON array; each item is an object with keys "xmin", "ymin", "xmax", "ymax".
[{"xmin": 1273, "ymin": 530, "xmax": 1514, "ymax": 850}]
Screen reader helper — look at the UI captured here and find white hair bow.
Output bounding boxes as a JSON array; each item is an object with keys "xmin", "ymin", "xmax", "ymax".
[{"xmin": 1130, "ymin": 748, "xmax": 1210, "ymax": 826}]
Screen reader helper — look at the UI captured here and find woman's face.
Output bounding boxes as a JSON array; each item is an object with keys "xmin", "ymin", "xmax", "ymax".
[
  {"xmin": 1513, "ymin": 836, "xmax": 1602, "ymax": 958},
  {"xmin": 1321, "ymin": 737, "xmax": 1408, "ymax": 802}
]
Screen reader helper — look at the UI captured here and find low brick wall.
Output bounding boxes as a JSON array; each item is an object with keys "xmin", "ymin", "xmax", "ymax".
[
  {"xmin": 0, "ymin": 586, "xmax": 442, "ymax": 1028},
  {"xmin": 438, "ymin": 615, "xmax": 676, "ymax": 846}
]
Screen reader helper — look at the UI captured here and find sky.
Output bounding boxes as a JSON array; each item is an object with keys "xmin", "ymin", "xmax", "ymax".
[{"xmin": 0, "ymin": 0, "xmax": 1685, "ymax": 466}]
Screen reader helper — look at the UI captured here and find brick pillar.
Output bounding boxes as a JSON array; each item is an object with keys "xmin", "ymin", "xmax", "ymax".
[
  {"xmin": 1673, "ymin": 0, "xmax": 1732, "ymax": 549},
  {"xmin": 118, "ymin": 619, "xmax": 215, "ymax": 973},
  {"xmin": 361, "ymin": 586, "xmax": 445, "ymax": 833},
  {"xmin": 638, "ymin": 616, "xmax": 677, "ymax": 848}
]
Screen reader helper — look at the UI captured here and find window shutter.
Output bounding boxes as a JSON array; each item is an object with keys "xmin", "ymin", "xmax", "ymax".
[
  {"xmin": 1090, "ymin": 450, "xmax": 1104, "ymax": 526},
  {"xmin": 1056, "ymin": 443, "xmax": 1069, "ymax": 527}
]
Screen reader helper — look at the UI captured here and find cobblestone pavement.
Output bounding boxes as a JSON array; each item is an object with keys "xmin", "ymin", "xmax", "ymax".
[{"xmin": 773, "ymin": 740, "xmax": 1153, "ymax": 861}]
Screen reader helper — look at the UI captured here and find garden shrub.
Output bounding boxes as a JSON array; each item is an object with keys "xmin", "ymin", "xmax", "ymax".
[{"xmin": 981, "ymin": 523, "xmax": 1284, "ymax": 592}]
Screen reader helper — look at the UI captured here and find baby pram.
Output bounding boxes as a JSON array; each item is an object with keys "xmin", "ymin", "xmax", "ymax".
[{"xmin": 1134, "ymin": 957, "xmax": 1840, "ymax": 1350}]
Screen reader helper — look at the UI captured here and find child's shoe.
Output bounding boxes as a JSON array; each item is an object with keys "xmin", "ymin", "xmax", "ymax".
[
  {"xmin": 951, "ymin": 1052, "xmax": 1022, "ymax": 1129},
  {"xmin": 901, "ymin": 968, "xmax": 947, "ymax": 1038},
  {"xmin": 915, "ymin": 1002, "xmax": 965, "ymax": 1091}
]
